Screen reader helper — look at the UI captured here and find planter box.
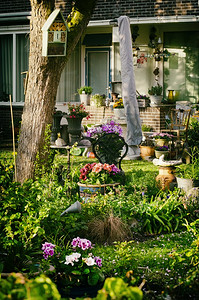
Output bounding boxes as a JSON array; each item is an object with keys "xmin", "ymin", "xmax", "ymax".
[{"xmin": 137, "ymin": 99, "xmax": 150, "ymax": 108}]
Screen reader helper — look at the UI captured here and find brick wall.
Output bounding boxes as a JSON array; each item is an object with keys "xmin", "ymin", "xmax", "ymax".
[
  {"xmin": 0, "ymin": 104, "xmax": 172, "ymax": 146},
  {"xmin": 0, "ymin": 106, "xmax": 23, "ymax": 140},
  {"xmin": 82, "ymin": 105, "xmax": 170, "ymax": 132},
  {"xmin": 0, "ymin": 1, "xmax": 198, "ymax": 19}
]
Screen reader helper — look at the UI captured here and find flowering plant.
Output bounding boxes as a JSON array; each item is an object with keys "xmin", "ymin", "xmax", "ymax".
[
  {"xmin": 113, "ymin": 98, "xmax": 124, "ymax": 109},
  {"xmin": 152, "ymin": 132, "xmax": 173, "ymax": 141},
  {"xmin": 41, "ymin": 237, "xmax": 104, "ymax": 288},
  {"xmin": 67, "ymin": 102, "xmax": 90, "ymax": 119},
  {"xmin": 79, "ymin": 162, "xmax": 121, "ymax": 185},
  {"xmin": 137, "ymin": 94, "xmax": 150, "ymax": 101},
  {"xmin": 155, "ymin": 145, "xmax": 169, "ymax": 151},
  {"xmin": 86, "ymin": 120, "xmax": 123, "ymax": 139}
]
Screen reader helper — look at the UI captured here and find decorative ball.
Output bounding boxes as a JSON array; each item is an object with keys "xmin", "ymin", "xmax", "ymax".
[{"xmin": 87, "ymin": 152, "xmax": 95, "ymax": 158}]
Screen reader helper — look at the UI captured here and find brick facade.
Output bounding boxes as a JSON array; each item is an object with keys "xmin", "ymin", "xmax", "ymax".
[
  {"xmin": 81, "ymin": 105, "xmax": 169, "ymax": 132},
  {"xmin": 0, "ymin": 104, "xmax": 170, "ymax": 147},
  {"xmin": 0, "ymin": 1, "xmax": 198, "ymax": 19}
]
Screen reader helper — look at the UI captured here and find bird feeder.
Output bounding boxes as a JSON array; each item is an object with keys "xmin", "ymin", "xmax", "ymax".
[{"xmin": 42, "ymin": 9, "xmax": 69, "ymax": 57}]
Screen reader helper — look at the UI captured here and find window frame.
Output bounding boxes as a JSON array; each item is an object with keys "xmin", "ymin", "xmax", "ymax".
[{"xmin": 0, "ymin": 25, "xmax": 29, "ymax": 106}]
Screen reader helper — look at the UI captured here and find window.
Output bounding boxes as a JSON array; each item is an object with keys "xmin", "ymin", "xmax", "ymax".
[
  {"xmin": 56, "ymin": 42, "xmax": 81, "ymax": 102},
  {"xmin": 0, "ymin": 33, "xmax": 81, "ymax": 104},
  {"xmin": 0, "ymin": 33, "xmax": 29, "ymax": 103},
  {"xmin": 164, "ymin": 31, "xmax": 199, "ymax": 103},
  {"xmin": 0, "ymin": 35, "xmax": 13, "ymax": 102}
]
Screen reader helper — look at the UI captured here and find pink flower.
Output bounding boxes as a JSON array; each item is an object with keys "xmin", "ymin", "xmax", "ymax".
[
  {"xmin": 92, "ymin": 163, "xmax": 103, "ymax": 173},
  {"xmin": 103, "ymin": 163, "xmax": 112, "ymax": 172}
]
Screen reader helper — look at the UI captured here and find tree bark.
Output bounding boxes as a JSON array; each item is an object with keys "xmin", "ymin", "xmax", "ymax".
[{"xmin": 16, "ymin": 0, "xmax": 96, "ymax": 183}]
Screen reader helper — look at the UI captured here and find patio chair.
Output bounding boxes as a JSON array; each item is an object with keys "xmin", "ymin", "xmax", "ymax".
[
  {"xmin": 81, "ymin": 133, "xmax": 128, "ymax": 171},
  {"xmin": 92, "ymin": 133, "xmax": 128, "ymax": 170},
  {"xmin": 161, "ymin": 108, "xmax": 191, "ymax": 157},
  {"xmin": 162, "ymin": 108, "xmax": 191, "ymax": 142}
]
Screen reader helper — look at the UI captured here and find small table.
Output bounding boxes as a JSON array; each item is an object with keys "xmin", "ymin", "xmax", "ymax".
[{"xmin": 50, "ymin": 141, "xmax": 92, "ymax": 178}]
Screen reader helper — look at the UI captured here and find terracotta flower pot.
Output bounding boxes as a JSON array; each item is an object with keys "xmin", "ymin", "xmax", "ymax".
[{"xmin": 140, "ymin": 145, "xmax": 155, "ymax": 159}]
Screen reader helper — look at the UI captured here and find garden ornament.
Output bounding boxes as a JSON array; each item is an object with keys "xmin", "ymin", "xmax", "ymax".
[{"xmin": 60, "ymin": 201, "xmax": 82, "ymax": 216}]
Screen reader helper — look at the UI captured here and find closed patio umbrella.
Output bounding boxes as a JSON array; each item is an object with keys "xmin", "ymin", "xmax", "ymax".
[{"xmin": 118, "ymin": 16, "xmax": 142, "ymax": 159}]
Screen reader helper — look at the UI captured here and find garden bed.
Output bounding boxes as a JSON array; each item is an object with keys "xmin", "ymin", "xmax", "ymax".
[{"xmin": 0, "ymin": 150, "xmax": 199, "ymax": 299}]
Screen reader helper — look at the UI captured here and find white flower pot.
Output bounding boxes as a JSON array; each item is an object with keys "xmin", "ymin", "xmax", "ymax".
[
  {"xmin": 150, "ymin": 95, "xmax": 162, "ymax": 107},
  {"xmin": 80, "ymin": 94, "xmax": 90, "ymax": 105},
  {"xmin": 114, "ymin": 108, "xmax": 126, "ymax": 119}
]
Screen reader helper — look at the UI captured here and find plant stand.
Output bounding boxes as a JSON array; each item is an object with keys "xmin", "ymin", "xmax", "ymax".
[
  {"xmin": 156, "ymin": 166, "xmax": 176, "ymax": 190},
  {"xmin": 65, "ymin": 116, "xmax": 83, "ymax": 145}
]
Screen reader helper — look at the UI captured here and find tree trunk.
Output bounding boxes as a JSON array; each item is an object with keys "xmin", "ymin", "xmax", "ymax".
[{"xmin": 16, "ymin": 0, "xmax": 96, "ymax": 183}]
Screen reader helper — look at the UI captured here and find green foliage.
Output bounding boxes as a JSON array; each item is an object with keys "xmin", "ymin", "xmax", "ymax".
[
  {"xmin": 0, "ymin": 273, "xmax": 61, "ymax": 300},
  {"xmin": 148, "ymin": 83, "xmax": 162, "ymax": 96},
  {"xmin": 90, "ymin": 94, "xmax": 106, "ymax": 107},
  {"xmin": 95, "ymin": 277, "xmax": 143, "ymax": 300},
  {"xmin": 188, "ymin": 117, "xmax": 199, "ymax": 149},
  {"xmin": 175, "ymin": 147, "xmax": 199, "ymax": 179},
  {"xmin": 1, "ymin": 152, "xmax": 199, "ymax": 298},
  {"xmin": 170, "ymin": 219, "xmax": 199, "ymax": 291},
  {"xmin": 34, "ymin": 124, "xmax": 54, "ymax": 178},
  {"xmin": 141, "ymin": 124, "xmax": 152, "ymax": 132},
  {"xmin": 77, "ymin": 86, "xmax": 93, "ymax": 95}
]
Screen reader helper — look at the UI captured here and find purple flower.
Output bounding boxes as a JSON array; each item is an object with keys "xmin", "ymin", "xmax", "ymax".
[
  {"xmin": 86, "ymin": 120, "xmax": 123, "ymax": 138},
  {"xmin": 111, "ymin": 164, "xmax": 121, "ymax": 174},
  {"xmin": 42, "ymin": 242, "xmax": 55, "ymax": 260},
  {"xmin": 71, "ymin": 237, "xmax": 93, "ymax": 251},
  {"xmin": 71, "ymin": 237, "xmax": 81, "ymax": 248},
  {"xmin": 95, "ymin": 256, "xmax": 102, "ymax": 267}
]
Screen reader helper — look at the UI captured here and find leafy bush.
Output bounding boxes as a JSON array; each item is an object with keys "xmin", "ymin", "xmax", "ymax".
[
  {"xmin": 0, "ymin": 273, "xmax": 61, "ymax": 300},
  {"xmin": 188, "ymin": 117, "xmax": 199, "ymax": 149},
  {"xmin": 96, "ymin": 277, "xmax": 143, "ymax": 300}
]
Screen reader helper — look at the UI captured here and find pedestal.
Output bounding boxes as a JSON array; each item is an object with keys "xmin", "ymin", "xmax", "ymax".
[{"xmin": 156, "ymin": 166, "xmax": 176, "ymax": 190}]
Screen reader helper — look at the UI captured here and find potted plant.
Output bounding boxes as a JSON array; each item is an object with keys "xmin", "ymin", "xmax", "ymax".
[
  {"xmin": 148, "ymin": 83, "xmax": 163, "ymax": 106},
  {"xmin": 113, "ymin": 98, "xmax": 125, "ymax": 119},
  {"xmin": 85, "ymin": 120, "xmax": 127, "ymax": 169},
  {"xmin": 140, "ymin": 137, "xmax": 155, "ymax": 160},
  {"xmin": 137, "ymin": 94, "xmax": 150, "ymax": 107},
  {"xmin": 175, "ymin": 148, "xmax": 199, "ymax": 194},
  {"xmin": 155, "ymin": 145, "xmax": 169, "ymax": 159},
  {"xmin": 152, "ymin": 132, "xmax": 173, "ymax": 146},
  {"xmin": 64, "ymin": 103, "xmax": 90, "ymax": 145},
  {"xmin": 78, "ymin": 86, "xmax": 93, "ymax": 105},
  {"xmin": 78, "ymin": 162, "xmax": 122, "ymax": 201},
  {"xmin": 90, "ymin": 94, "xmax": 106, "ymax": 107},
  {"xmin": 40, "ymin": 238, "xmax": 104, "ymax": 298}
]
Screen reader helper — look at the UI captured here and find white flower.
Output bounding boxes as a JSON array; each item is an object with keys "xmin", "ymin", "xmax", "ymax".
[
  {"xmin": 64, "ymin": 252, "xmax": 81, "ymax": 266},
  {"xmin": 83, "ymin": 257, "xmax": 96, "ymax": 266}
]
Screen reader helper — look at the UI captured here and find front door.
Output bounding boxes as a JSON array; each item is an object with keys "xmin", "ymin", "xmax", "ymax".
[{"xmin": 86, "ymin": 48, "xmax": 110, "ymax": 96}]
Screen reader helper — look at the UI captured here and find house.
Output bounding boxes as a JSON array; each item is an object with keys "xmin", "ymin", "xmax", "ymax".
[{"xmin": 0, "ymin": 0, "xmax": 199, "ymax": 142}]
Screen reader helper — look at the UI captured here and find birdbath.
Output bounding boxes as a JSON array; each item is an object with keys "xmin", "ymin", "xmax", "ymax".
[{"xmin": 153, "ymin": 154, "xmax": 182, "ymax": 190}]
